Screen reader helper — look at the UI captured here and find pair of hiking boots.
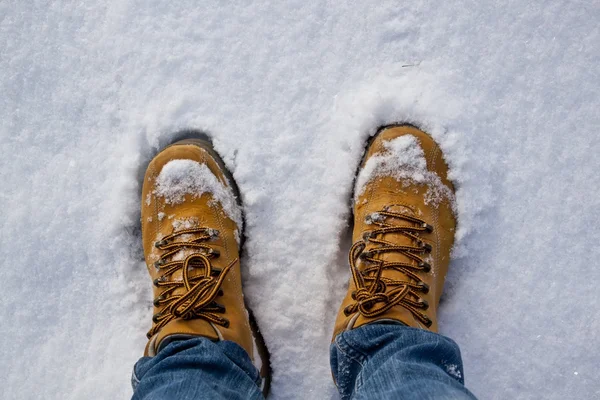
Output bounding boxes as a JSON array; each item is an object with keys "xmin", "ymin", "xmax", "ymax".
[{"xmin": 140, "ymin": 124, "xmax": 456, "ymax": 396}]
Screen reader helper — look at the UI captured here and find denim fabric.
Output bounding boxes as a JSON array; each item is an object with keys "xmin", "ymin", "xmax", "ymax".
[
  {"xmin": 132, "ymin": 338, "xmax": 263, "ymax": 400},
  {"xmin": 331, "ymin": 323, "xmax": 477, "ymax": 400},
  {"xmin": 132, "ymin": 324, "xmax": 477, "ymax": 400}
]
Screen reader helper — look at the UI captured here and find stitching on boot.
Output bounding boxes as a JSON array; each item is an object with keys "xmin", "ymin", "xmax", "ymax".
[{"xmin": 430, "ymin": 145, "xmax": 443, "ymax": 270}]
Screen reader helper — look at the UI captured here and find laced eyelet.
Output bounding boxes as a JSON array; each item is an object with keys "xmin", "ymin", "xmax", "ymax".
[
  {"xmin": 208, "ymin": 248, "xmax": 220, "ymax": 257},
  {"xmin": 212, "ymin": 302, "xmax": 226, "ymax": 313},
  {"xmin": 419, "ymin": 299, "xmax": 429, "ymax": 310},
  {"xmin": 417, "ymin": 282, "xmax": 430, "ymax": 294},
  {"xmin": 153, "ymin": 296, "xmax": 164, "ymax": 307},
  {"xmin": 422, "ymin": 223, "xmax": 433, "ymax": 233},
  {"xmin": 152, "ymin": 313, "xmax": 161, "ymax": 323},
  {"xmin": 418, "ymin": 261, "xmax": 431, "ymax": 273},
  {"xmin": 423, "ymin": 315, "xmax": 433, "ymax": 327},
  {"xmin": 154, "ymin": 240, "xmax": 167, "ymax": 248},
  {"xmin": 154, "ymin": 260, "xmax": 164, "ymax": 269},
  {"xmin": 351, "ymin": 290, "xmax": 357, "ymax": 300},
  {"xmin": 343, "ymin": 305, "xmax": 353, "ymax": 316},
  {"xmin": 420, "ymin": 242, "xmax": 432, "ymax": 252},
  {"xmin": 362, "ymin": 231, "xmax": 372, "ymax": 241},
  {"xmin": 360, "ymin": 251, "xmax": 373, "ymax": 260}
]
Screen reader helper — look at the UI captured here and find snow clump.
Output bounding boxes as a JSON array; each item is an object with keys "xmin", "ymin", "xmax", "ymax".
[
  {"xmin": 154, "ymin": 159, "xmax": 243, "ymax": 228},
  {"xmin": 355, "ymin": 135, "xmax": 455, "ymax": 209},
  {"xmin": 443, "ymin": 362, "xmax": 463, "ymax": 380}
]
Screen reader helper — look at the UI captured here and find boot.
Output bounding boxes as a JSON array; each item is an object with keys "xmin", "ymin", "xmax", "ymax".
[
  {"xmin": 333, "ymin": 124, "xmax": 457, "ymax": 338},
  {"xmin": 141, "ymin": 134, "xmax": 270, "ymax": 395}
]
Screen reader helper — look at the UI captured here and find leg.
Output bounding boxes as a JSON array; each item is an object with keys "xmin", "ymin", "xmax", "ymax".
[
  {"xmin": 132, "ymin": 338, "xmax": 264, "ymax": 400},
  {"xmin": 331, "ymin": 324, "xmax": 476, "ymax": 400},
  {"xmin": 331, "ymin": 124, "xmax": 477, "ymax": 399},
  {"xmin": 132, "ymin": 134, "xmax": 270, "ymax": 399}
]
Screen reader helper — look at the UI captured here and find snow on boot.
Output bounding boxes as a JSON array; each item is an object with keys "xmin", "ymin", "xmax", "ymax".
[
  {"xmin": 334, "ymin": 124, "xmax": 457, "ymax": 337},
  {"xmin": 141, "ymin": 135, "xmax": 270, "ymax": 395}
]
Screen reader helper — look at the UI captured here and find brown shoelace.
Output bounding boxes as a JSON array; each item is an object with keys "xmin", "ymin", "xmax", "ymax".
[
  {"xmin": 147, "ymin": 227, "xmax": 235, "ymax": 339},
  {"xmin": 344, "ymin": 209, "xmax": 434, "ymax": 327}
]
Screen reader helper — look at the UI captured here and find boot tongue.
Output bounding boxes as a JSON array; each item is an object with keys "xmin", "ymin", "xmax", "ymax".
[
  {"xmin": 366, "ymin": 204, "xmax": 418, "ymax": 250},
  {"xmin": 361, "ymin": 204, "xmax": 420, "ymax": 280},
  {"xmin": 157, "ymin": 207, "xmax": 225, "ymax": 286}
]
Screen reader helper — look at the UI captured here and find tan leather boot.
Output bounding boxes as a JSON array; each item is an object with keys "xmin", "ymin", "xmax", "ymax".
[
  {"xmin": 141, "ymin": 135, "xmax": 270, "ymax": 395},
  {"xmin": 333, "ymin": 124, "xmax": 457, "ymax": 338}
]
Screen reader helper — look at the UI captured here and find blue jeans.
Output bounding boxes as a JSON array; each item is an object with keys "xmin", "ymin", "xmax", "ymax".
[{"xmin": 132, "ymin": 324, "xmax": 477, "ymax": 399}]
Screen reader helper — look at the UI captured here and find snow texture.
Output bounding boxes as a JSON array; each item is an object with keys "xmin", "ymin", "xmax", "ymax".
[
  {"xmin": 154, "ymin": 159, "xmax": 243, "ymax": 228},
  {"xmin": 354, "ymin": 135, "xmax": 455, "ymax": 208},
  {"xmin": 1, "ymin": 1, "xmax": 599, "ymax": 399},
  {"xmin": 443, "ymin": 362, "xmax": 463, "ymax": 380}
]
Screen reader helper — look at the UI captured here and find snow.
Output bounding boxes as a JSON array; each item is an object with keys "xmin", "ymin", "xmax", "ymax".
[
  {"xmin": 154, "ymin": 159, "xmax": 243, "ymax": 228},
  {"xmin": 443, "ymin": 362, "xmax": 463, "ymax": 380},
  {"xmin": 1, "ymin": 1, "xmax": 599, "ymax": 399},
  {"xmin": 354, "ymin": 135, "xmax": 455, "ymax": 208}
]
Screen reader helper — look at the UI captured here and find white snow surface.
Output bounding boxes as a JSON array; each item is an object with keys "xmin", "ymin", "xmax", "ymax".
[
  {"xmin": 1, "ymin": 1, "xmax": 599, "ymax": 399},
  {"xmin": 154, "ymin": 159, "xmax": 243, "ymax": 228},
  {"xmin": 354, "ymin": 135, "xmax": 455, "ymax": 208}
]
